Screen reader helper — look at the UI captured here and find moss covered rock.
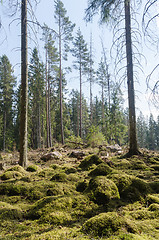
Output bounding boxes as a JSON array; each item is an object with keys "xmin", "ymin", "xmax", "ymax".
[
  {"xmin": 0, "ymin": 201, "xmax": 23, "ymax": 220},
  {"xmin": 82, "ymin": 212, "xmax": 127, "ymax": 237},
  {"xmin": 121, "ymin": 178, "xmax": 152, "ymax": 202},
  {"xmin": 1, "ymin": 171, "xmax": 23, "ymax": 180},
  {"xmin": 79, "ymin": 154, "xmax": 103, "ymax": 170},
  {"xmin": 109, "ymin": 173, "xmax": 132, "ymax": 194},
  {"xmin": 76, "ymin": 180, "xmax": 88, "ymax": 192},
  {"xmin": 26, "ymin": 164, "xmax": 41, "ymax": 172},
  {"xmin": 146, "ymin": 194, "xmax": 159, "ymax": 205},
  {"xmin": 50, "ymin": 172, "xmax": 68, "ymax": 182},
  {"xmin": 88, "ymin": 176, "xmax": 120, "ymax": 204},
  {"xmin": 89, "ymin": 163, "xmax": 113, "ymax": 177}
]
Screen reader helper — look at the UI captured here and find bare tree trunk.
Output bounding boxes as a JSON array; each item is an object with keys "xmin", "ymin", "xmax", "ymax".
[
  {"xmin": 48, "ymin": 68, "xmax": 52, "ymax": 147},
  {"xmin": 125, "ymin": 0, "xmax": 139, "ymax": 156},
  {"xmin": 45, "ymin": 47, "xmax": 50, "ymax": 148},
  {"xmin": 59, "ymin": 18, "xmax": 64, "ymax": 145},
  {"xmin": 3, "ymin": 111, "xmax": 6, "ymax": 151},
  {"xmin": 37, "ymin": 103, "xmax": 41, "ymax": 148},
  {"xmin": 79, "ymin": 62, "xmax": 82, "ymax": 138},
  {"xmin": 19, "ymin": 0, "xmax": 28, "ymax": 167},
  {"xmin": 89, "ymin": 34, "xmax": 93, "ymax": 123}
]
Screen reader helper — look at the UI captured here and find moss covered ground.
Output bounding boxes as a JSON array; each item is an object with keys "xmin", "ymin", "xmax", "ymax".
[{"xmin": 0, "ymin": 147, "xmax": 159, "ymax": 239}]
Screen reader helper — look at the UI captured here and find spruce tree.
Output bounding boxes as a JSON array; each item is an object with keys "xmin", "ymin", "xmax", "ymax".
[
  {"xmin": 0, "ymin": 55, "xmax": 16, "ymax": 151},
  {"xmin": 28, "ymin": 48, "xmax": 45, "ymax": 149}
]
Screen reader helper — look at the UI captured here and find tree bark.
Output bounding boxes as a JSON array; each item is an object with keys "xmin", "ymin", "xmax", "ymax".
[
  {"xmin": 19, "ymin": 0, "xmax": 28, "ymax": 167},
  {"xmin": 59, "ymin": 18, "xmax": 64, "ymax": 145},
  {"xmin": 125, "ymin": 0, "xmax": 139, "ymax": 156},
  {"xmin": 79, "ymin": 61, "xmax": 82, "ymax": 138},
  {"xmin": 3, "ymin": 110, "xmax": 6, "ymax": 151}
]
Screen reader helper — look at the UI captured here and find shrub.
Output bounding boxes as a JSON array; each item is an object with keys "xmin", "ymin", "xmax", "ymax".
[{"xmin": 87, "ymin": 126, "xmax": 106, "ymax": 147}]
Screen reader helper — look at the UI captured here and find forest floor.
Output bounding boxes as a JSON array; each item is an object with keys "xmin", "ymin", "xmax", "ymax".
[{"xmin": 0, "ymin": 144, "xmax": 159, "ymax": 240}]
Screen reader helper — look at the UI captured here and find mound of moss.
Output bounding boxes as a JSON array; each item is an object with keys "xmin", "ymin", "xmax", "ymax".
[
  {"xmin": 27, "ymin": 194, "xmax": 97, "ymax": 225},
  {"xmin": 121, "ymin": 178, "xmax": 152, "ymax": 202},
  {"xmin": 76, "ymin": 180, "xmax": 88, "ymax": 192},
  {"xmin": 26, "ymin": 164, "xmax": 41, "ymax": 172},
  {"xmin": 1, "ymin": 165, "xmax": 27, "ymax": 180},
  {"xmin": 50, "ymin": 172, "xmax": 68, "ymax": 182},
  {"xmin": 88, "ymin": 176, "xmax": 120, "ymax": 204},
  {"xmin": 79, "ymin": 154, "xmax": 103, "ymax": 170},
  {"xmin": 1, "ymin": 170, "xmax": 23, "ymax": 180},
  {"xmin": 109, "ymin": 173, "xmax": 132, "ymax": 194},
  {"xmin": 82, "ymin": 212, "xmax": 136, "ymax": 237},
  {"xmin": 0, "ymin": 201, "xmax": 23, "ymax": 220},
  {"xmin": 89, "ymin": 163, "xmax": 113, "ymax": 177}
]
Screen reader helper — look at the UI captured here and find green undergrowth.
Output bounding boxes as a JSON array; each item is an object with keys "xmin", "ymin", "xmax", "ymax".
[{"xmin": 0, "ymin": 150, "xmax": 159, "ymax": 239}]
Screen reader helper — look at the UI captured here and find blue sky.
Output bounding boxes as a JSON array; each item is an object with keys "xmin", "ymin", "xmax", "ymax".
[{"xmin": 0, "ymin": 0, "xmax": 159, "ymax": 119}]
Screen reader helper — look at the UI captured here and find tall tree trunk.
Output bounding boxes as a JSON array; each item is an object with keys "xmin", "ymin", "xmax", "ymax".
[
  {"xmin": 48, "ymin": 69, "xmax": 52, "ymax": 147},
  {"xmin": 3, "ymin": 110, "xmax": 6, "ymax": 151},
  {"xmin": 125, "ymin": 0, "xmax": 139, "ymax": 155},
  {"xmin": 45, "ymin": 47, "xmax": 49, "ymax": 148},
  {"xmin": 89, "ymin": 34, "xmax": 93, "ymax": 123},
  {"xmin": 79, "ymin": 62, "xmax": 82, "ymax": 138},
  {"xmin": 37, "ymin": 103, "xmax": 41, "ymax": 148},
  {"xmin": 101, "ymin": 84, "xmax": 104, "ymax": 132},
  {"xmin": 59, "ymin": 20, "xmax": 64, "ymax": 145},
  {"xmin": 19, "ymin": 0, "xmax": 28, "ymax": 167}
]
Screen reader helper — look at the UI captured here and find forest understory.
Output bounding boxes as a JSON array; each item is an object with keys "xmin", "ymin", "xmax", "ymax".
[{"xmin": 0, "ymin": 145, "xmax": 159, "ymax": 240}]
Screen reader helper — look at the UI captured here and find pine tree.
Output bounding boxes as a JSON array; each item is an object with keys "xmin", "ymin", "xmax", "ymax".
[
  {"xmin": 54, "ymin": 0, "xmax": 75, "ymax": 144},
  {"xmin": 85, "ymin": 0, "xmax": 140, "ymax": 156},
  {"xmin": 0, "ymin": 55, "xmax": 16, "ymax": 151},
  {"xmin": 72, "ymin": 28, "xmax": 89, "ymax": 138}
]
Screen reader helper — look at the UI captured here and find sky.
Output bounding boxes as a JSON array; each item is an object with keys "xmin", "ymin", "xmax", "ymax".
[{"xmin": 0, "ymin": 0, "xmax": 159, "ymax": 119}]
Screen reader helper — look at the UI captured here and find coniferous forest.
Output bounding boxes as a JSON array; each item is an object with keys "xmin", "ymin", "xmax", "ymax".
[{"xmin": 0, "ymin": 1, "xmax": 159, "ymax": 240}]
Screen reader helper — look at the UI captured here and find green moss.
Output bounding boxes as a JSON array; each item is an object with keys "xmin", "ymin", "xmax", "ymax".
[
  {"xmin": 82, "ymin": 212, "xmax": 134, "ymax": 237},
  {"xmin": 76, "ymin": 180, "xmax": 88, "ymax": 192},
  {"xmin": 38, "ymin": 168, "xmax": 55, "ymax": 178},
  {"xmin": 109, "ymin": 173, "xmax": 132, "ymax": 194},
  {"xmin": 65, "ymin": 167, "xmax": 77, "ymax": 174},
  {"xmin": 0, "ymin": 201, "xmax": 23, "ymax": 220},
  {"xmin": 146, "ymin": 194, "xmax": 159, "ymax": 205},
  {"xmin": 50, "ymin": 172, "xmax": 68, "ymax": 182},
  {"xmin": 148, "ymin": 203, "xmax": 159, "ymax": 211},
  {"xmin": 1, "ymin": 170, "xmax": 23, "ymax": 180},
  {"xmin": 6, "ymin": 165, "xmax": 26, "ymax": 174},
  {"xmin": 121, "ymin": 178, "xmax": 152, "ymax": 202},
  {"xmin": 46, "ymin": 183, "xmax": 64, "ymax": 196},
  {"xmin": 149, "ymin": 181, "xmax": 159, "ymax": 193},
  {"xmin": 27, "ymin": 196, "xmax": 73, "ymax": 220},
  {"xmin": 88, "ymin": 176, "xmax": 120, "ymax": 204},
  {"xmin": 126, "ymin": 209, "xmax": 158, "ymax": 220},
  {"xmin": 26, "ymin": 164, "xmax": 41, "ymax": 172},
  {"xmin": 40, "ymin": 211, "xmax": 72, "ymax": 225},
  {"xmin": 79, "ymin": 154, "xmax": 103, "ymax": 170},
  {"xmin": 89, "ymin": 163, "xmax": 113, "ymax": 177}
]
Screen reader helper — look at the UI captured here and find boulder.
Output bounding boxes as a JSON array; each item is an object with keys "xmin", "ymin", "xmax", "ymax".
[{"xmin": 41, "ymin": 151, "xmax": 62, "ymax": 161}]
